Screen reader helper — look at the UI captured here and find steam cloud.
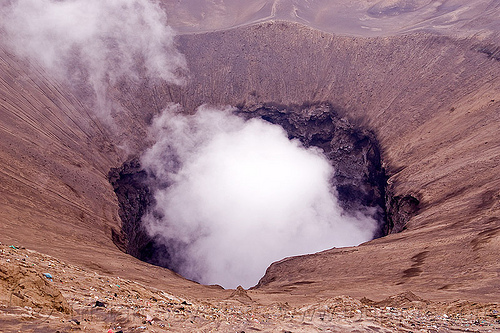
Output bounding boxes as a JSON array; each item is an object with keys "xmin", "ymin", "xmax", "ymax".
[
  {"xmin": 0, "ymin": 0, "xmax": 186, "ymax": 117},
  {"xmin": 2, "ymin": 1, "xmax": 378, "ymax": 289},
  {"xmin": 141, "ymin": 105, "xmax": 378, "ymax": 288}
]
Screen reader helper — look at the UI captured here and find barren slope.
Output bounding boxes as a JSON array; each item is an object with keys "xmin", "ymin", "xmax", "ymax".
[
  {"xmin": 159, "ymin": 0, "xmax": 500, "ymax": 39},
  {"xmin": 119, "ymin": 22, "xmax": 500, "ymax": 301},
  {"xmin": 0, "ymin": 9, "xmax": 499, "ymax": 316},
  {"xmin": 0, "ymin": 46, "xmax": 225, "ymax": 300},
  {"xmin": 2, "ymin": 243, "xmax": 499, "ymax": 332}
]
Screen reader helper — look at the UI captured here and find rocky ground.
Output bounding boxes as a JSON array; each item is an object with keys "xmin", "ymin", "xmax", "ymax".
[{"xmin": 1, "ymin": 242, "xmax": 498, "ymax": 333}]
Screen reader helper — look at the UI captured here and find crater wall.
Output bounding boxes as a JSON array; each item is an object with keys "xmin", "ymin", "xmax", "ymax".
[
  {"xmin": 1, "ymin": 21, "xmax": 499, "ymax": 301},
  {"xmin": 117, "ymin": 22, "xmax": 500, "ymax": 300}
]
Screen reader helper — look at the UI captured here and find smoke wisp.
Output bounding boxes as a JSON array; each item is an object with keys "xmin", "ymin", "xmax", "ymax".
[
  {"xmin": 2, "ymin": 1, "xmax": 380, "ymax": 289},
  {"xmin": 0, "ymin": 0, "xmax": 186, "ymax": 118},
  {"xmin": 141, "ymin": 105, "xmax": 378, "ymax": 288}
]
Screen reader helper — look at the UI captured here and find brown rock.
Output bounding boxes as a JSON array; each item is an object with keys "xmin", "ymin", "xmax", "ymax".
[{"xmin": 0, "ymin": 262, "xmax": 71, "ymax": 314}]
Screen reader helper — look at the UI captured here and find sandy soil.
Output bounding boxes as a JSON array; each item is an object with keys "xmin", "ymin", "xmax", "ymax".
[
  {"xmin": 158, "ymin": 0, "xmax": 500, "ymax": 40},
  {"xmin": 1, "ymin": 242, "xmax": 499, "ymax": 332}
]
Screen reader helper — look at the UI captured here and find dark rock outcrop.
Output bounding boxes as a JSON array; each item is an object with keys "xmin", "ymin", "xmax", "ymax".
[
  {"xmin": 236, "ymin": 102, "xmax": 388, "ymax": 236},
  {"xmin": 386, "ymin": 194, "xmax": 420, "ymax": 234},
  {"xmin": 108, "ymin": 159, "xmax": 159, "ymax": 262},
  {"xmin": 108, "ymin": 158, "xmax": 181, "ymax": 271},
  {"xmin": 109, "ymin": 102, "xmax": 391, "ymax": 271}
]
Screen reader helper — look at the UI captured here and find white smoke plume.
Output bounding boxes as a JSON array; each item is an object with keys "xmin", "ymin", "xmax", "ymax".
[
  {"xmin": 141, "ymin": 105, "xmax": 378, "ymax": 289},
  {"xmin": 0, "ymin": 0, "xmax": 186, "ymax": 118},
  {"xmin": 1, "ymin": 1, "xmax": 378, "ymax": 289}
]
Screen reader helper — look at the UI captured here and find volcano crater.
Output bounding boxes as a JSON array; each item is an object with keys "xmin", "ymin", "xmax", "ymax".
[{"xmin": 108, "ymin": 102, "xmax": 415, "ymax": 284}]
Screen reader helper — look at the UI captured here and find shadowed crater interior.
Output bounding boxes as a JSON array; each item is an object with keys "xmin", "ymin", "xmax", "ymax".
[{"xmin": 108, "ymin": 102, "xmax": 416, "ymax": 276}]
